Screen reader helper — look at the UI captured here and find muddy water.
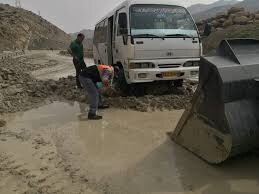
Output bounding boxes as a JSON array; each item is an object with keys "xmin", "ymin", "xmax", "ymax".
[{"xmin": 2, "ymin": 102, "xmax": 259, "ymax": 194}]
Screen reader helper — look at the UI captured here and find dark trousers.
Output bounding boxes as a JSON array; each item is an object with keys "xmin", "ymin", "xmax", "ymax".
[
  {"xmin": 79, "ymin": 76, "xmax": 103, "ymax": 114},
  {"xmin": 73, "ymin": 58, "xmax": 87, "ymax": 87}
]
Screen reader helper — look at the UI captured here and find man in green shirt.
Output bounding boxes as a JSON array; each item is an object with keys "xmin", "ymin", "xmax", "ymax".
[{"xmin": 68, "ymin": 33, "xmax": 87, "ymax": 89}]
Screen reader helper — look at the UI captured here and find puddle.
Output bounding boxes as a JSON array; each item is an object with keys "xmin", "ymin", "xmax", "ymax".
[{"xmin": 2, "ymin": 102, "xmax": 259, "ymax": 194}]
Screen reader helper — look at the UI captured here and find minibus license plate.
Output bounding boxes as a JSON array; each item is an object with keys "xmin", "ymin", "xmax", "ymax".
[{"xmin": 162, "ymin": 72, "xmax": 178, "ymax": 77}]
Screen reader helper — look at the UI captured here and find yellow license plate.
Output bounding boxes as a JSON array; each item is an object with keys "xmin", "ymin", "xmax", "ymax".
[{"xmin": 162, "ymin": 72, "xmax": 178, "ymax": 77}]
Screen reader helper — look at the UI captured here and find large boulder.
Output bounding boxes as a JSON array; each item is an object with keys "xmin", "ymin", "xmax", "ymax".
[
  {"xmin": 233, "ymin": 16, "xmax": 250, "ymax": 25},
  {"xmin": 218, "ymin": 18, "xmax": 226, "ymax": 24},
  {"xmin": 223, "ymin": 19, "xmax": 233, "ymax": 28},
  {"xmin": 255, "ymin": 14, "xmax": 259, "ymax": 20},
  {"xmin": 228, "ymin": 7, "xmax": 245, "ymax": 15},
  {"xmin": 211, "ymin": 20, "xmax": 221, "ymax": 28},
  {"xmin": 216, "ymin": 12, "xmax": 227, "ymax": 19},
  {"xmin": 234, "ymin": 11, "xmax": 250, "ymax": 17}
]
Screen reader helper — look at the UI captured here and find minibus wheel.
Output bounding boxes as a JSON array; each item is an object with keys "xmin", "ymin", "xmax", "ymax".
[
  {"xmin": 174, "ymin": 79, "xmax": 183, "ymax": 87},
  {"xmin": 115, "ymin": 68, "xmax": 130, "ymax": 96}
]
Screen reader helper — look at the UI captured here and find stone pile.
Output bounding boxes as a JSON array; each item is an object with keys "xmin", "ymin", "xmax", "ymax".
[{"xmin": 197, "ymin": 7, "xmax": 259, "ymax": 32}]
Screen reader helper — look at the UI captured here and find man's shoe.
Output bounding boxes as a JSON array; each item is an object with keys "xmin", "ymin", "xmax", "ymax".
[
  {"xmin": 98, "ymin": 104, "xmax": 110, "ymax": 109},
  {"xmin": 88, "ymin": 113, "xmax": 102, "ymax": 120}
]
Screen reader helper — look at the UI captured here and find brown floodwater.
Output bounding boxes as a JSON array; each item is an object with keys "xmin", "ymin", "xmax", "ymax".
[{"xmin": 2, "ymin": 102, "xmax": 259, "ymax": 194}]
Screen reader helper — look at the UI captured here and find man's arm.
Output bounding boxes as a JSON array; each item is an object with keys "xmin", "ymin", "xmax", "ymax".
[
  {"xmin": 67, "ymin": 48, "xmax": 73, "ymax": 56},
  {"xmin": 101, "ymin": 69, "xmax": 113, "ymax": 88},
  {"xmin": 67, "ymin": 43, "xmax": 78, "ymax": 60}
]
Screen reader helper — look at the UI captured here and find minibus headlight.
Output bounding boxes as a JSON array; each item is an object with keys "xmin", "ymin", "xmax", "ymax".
[
  {"xmin": 183, "ymin": 61, "xmax": 200, "ymax": 67},
  {"xmin": 193, "ymin": 61, "xmax": 200, "ymax": 66},
  {"xmin": 183, "ymin": 61, "xmax": 193, "ymax": 67}
]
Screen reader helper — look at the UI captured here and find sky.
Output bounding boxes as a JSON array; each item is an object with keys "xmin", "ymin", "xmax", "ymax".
[{"xmin": 0, "ymin": 0, "xmax": 224, "ymax": 33}]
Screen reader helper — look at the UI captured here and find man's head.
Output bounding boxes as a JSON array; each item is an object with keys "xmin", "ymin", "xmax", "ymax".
[{"xmin": 77, "ymin": 33, "xmax": 85, "ymax": 43}]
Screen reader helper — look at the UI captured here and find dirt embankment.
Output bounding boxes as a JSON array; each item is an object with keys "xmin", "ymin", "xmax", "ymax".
[
  {"xmin": 0, "ymin": 4, "xmax": 71, "ymax": 52},
  {"xmin": 0, "ymin": 56, "xmax": 196, "ymax": 114}
]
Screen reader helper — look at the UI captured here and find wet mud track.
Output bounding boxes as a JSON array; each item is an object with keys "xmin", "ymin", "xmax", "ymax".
[{"xmin": 1, "ymin": 102, "xmax": 259, "ymax": 194}]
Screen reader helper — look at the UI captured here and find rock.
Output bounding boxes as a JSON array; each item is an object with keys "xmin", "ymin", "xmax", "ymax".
[
  {"xmin": 79, "ymin": 95, "xmax": 87, "ymax": 102},
  {"xmin": 216, "ymin": 28, "xmax": 224, "ymax": 31},
  {"xmin": 211, "ymin": 20, "xmax": 221, "ymax": 28},
  {"xmin": 218, "ymin": 18, "xmax": 226, "ymax": 23},
  {"xmin": 228, "ymin": 7, "xmax": 245, "ymax": 15},
  {"xmin": 1, "ymin": 74, "xmax": 9, "ymax": 80},
  {"xmin": 229, "ymin": 14, "xmax": 236, "ymax": 20},
  {"xmin": 49, "ymin": 82, "xmax": 58, "ymax": 91},
  {"xmin": 0, "ymin": 84, "xmax": 9, "ymax": 89},
  {"xmin": 0, "ymin": 119, "xmax": 6, "ymax": 127},
  {"xmin": 216, "ymin": 12, "xmax": 227, "ymax": 19},
  {"xmin": 233, "ymin": 16, "xmax": 250, "ymax": 25},
  {"xmin": 6, "ymin": 86, "xmax": 23, "ymax": 95},
  {"xmin": 234, "ymin": 11, "xmax": 250, "ymax": 17},
  {"xmin": 255, "ymin": 14, "xmax": 259, "ymax": 20},
  {"xmin": 223, "ymin": 19, "xmax": 233, "ymax": 28}
]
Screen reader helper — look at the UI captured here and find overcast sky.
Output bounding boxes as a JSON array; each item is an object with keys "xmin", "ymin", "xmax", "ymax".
[{"xmin": 0, "ymin": 0, "xmax": 223, "ymax": 33}]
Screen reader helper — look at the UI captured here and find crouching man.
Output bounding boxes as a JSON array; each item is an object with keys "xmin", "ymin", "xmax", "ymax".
[{"xmin": 79, "ymin": 64, "xmax": 114, "ymax": 120}]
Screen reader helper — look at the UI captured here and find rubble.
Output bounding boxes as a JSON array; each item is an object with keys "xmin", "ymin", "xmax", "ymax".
[
  {"xmin": 0, "ymin": 57, "xmax": 196, "ymax": 114},
  {"xmin": 0, "ymin": 119, "xmax": 6, "ymax": 127},
  {"xmin": 197, "ymin": 7, "xmax": 259, "ymax": 32}
]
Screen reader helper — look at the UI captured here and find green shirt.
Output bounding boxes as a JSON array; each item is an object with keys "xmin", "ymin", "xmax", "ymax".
[{"xmin": 70, "ymin": 39, "xmax": 84, "ymax": 62}]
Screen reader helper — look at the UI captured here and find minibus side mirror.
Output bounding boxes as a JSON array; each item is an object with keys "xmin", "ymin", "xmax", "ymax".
[
  {"xmin": 118, "ymin": 13, "xmax": 128, "ymax": 45},
  {"xmin": 118, "ymin": 13, "xmax": 128, "ymax": 34},
  {"xmin": 120, "ymin": 28, "xmax": 128, "ymax": 35}
]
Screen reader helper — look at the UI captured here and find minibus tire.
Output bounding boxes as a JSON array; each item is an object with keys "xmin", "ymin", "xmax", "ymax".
[
  {"xmin": 117, "ymin": 68, "xmax": 130, "ymax": 96},
  {"xmin": 130, "ymin": 84, "xmax": 145, "ymax": 97},
  {"xmin": 174, "ymin": 79, "xmax": 183, "ymax": 87}
]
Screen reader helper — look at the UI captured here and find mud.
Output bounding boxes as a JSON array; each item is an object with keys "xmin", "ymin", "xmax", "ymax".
[
  {"xmin": 0, "ymin": 119, "xmax": 6, "ymax": 127},
  {"xmin": 0, "ymin": 51, "xmax": 196, "ymax": 114},
  {"xmin": 2, "ymin": 51, "xmax": 258, "ymax": 194},
  {"xmin": 1, "ymin": 102, "xmax": 259, "ymax": 194}
]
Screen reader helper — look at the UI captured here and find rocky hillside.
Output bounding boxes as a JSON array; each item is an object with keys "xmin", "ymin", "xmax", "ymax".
[
  {"xmin": 188, "ymin": 0, "xmax": 238, "ymax": 15},
  {"xmin": 0, "ymin": 4, "xmax": 71, "ymax": 52},
  {"xmin": 70, "ymin": 29, "xmax": 94, "ymax": 50},
  {"xmin": 197, "ymin": 7, "xmax": 259, "ymax": 30},
  {"xmin": 191, "ymin": 0, "xmax": 259, "ymax": 21},
  {"xmin": 198, "ymin": 7, "xmax": 259, "ymax": 53},
  {"xmin": 203, "ymin": 23, "xmax": 259, "ymax": 54}
]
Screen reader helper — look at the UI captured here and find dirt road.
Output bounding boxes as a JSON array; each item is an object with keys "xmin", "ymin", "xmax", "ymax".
[
  {"xmin": 0, "ymin": 51, "xmax": 259, "ymax": 194},
  {"xmin": 28, "ymin": 50, "xmax": 93, "ymax": 80}
]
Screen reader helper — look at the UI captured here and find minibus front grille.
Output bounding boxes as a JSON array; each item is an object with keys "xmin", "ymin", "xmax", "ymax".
[{"xmin": 158, "ymin": 64, "xmax": 181, "ymax": 68}]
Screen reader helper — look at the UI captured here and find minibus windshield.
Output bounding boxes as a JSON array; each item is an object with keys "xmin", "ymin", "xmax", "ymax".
[{"xmin": 130, "ymin": 5, "xmax": 198, "ymax": 38}]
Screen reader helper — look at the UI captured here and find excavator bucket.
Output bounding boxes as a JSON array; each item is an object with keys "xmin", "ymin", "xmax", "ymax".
[{"xmin": 171, "ymin": 39, "xmax": 259, "ymax": 164}]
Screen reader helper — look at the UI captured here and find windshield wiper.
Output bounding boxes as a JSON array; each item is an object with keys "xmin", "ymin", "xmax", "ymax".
[
  {"xmin": 133, "ymin": 33, "xmax": 165, "ymax": 39},
  {"xmin": 165, "ymin": 34, "xmax": 193, "ymax": 38}
]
